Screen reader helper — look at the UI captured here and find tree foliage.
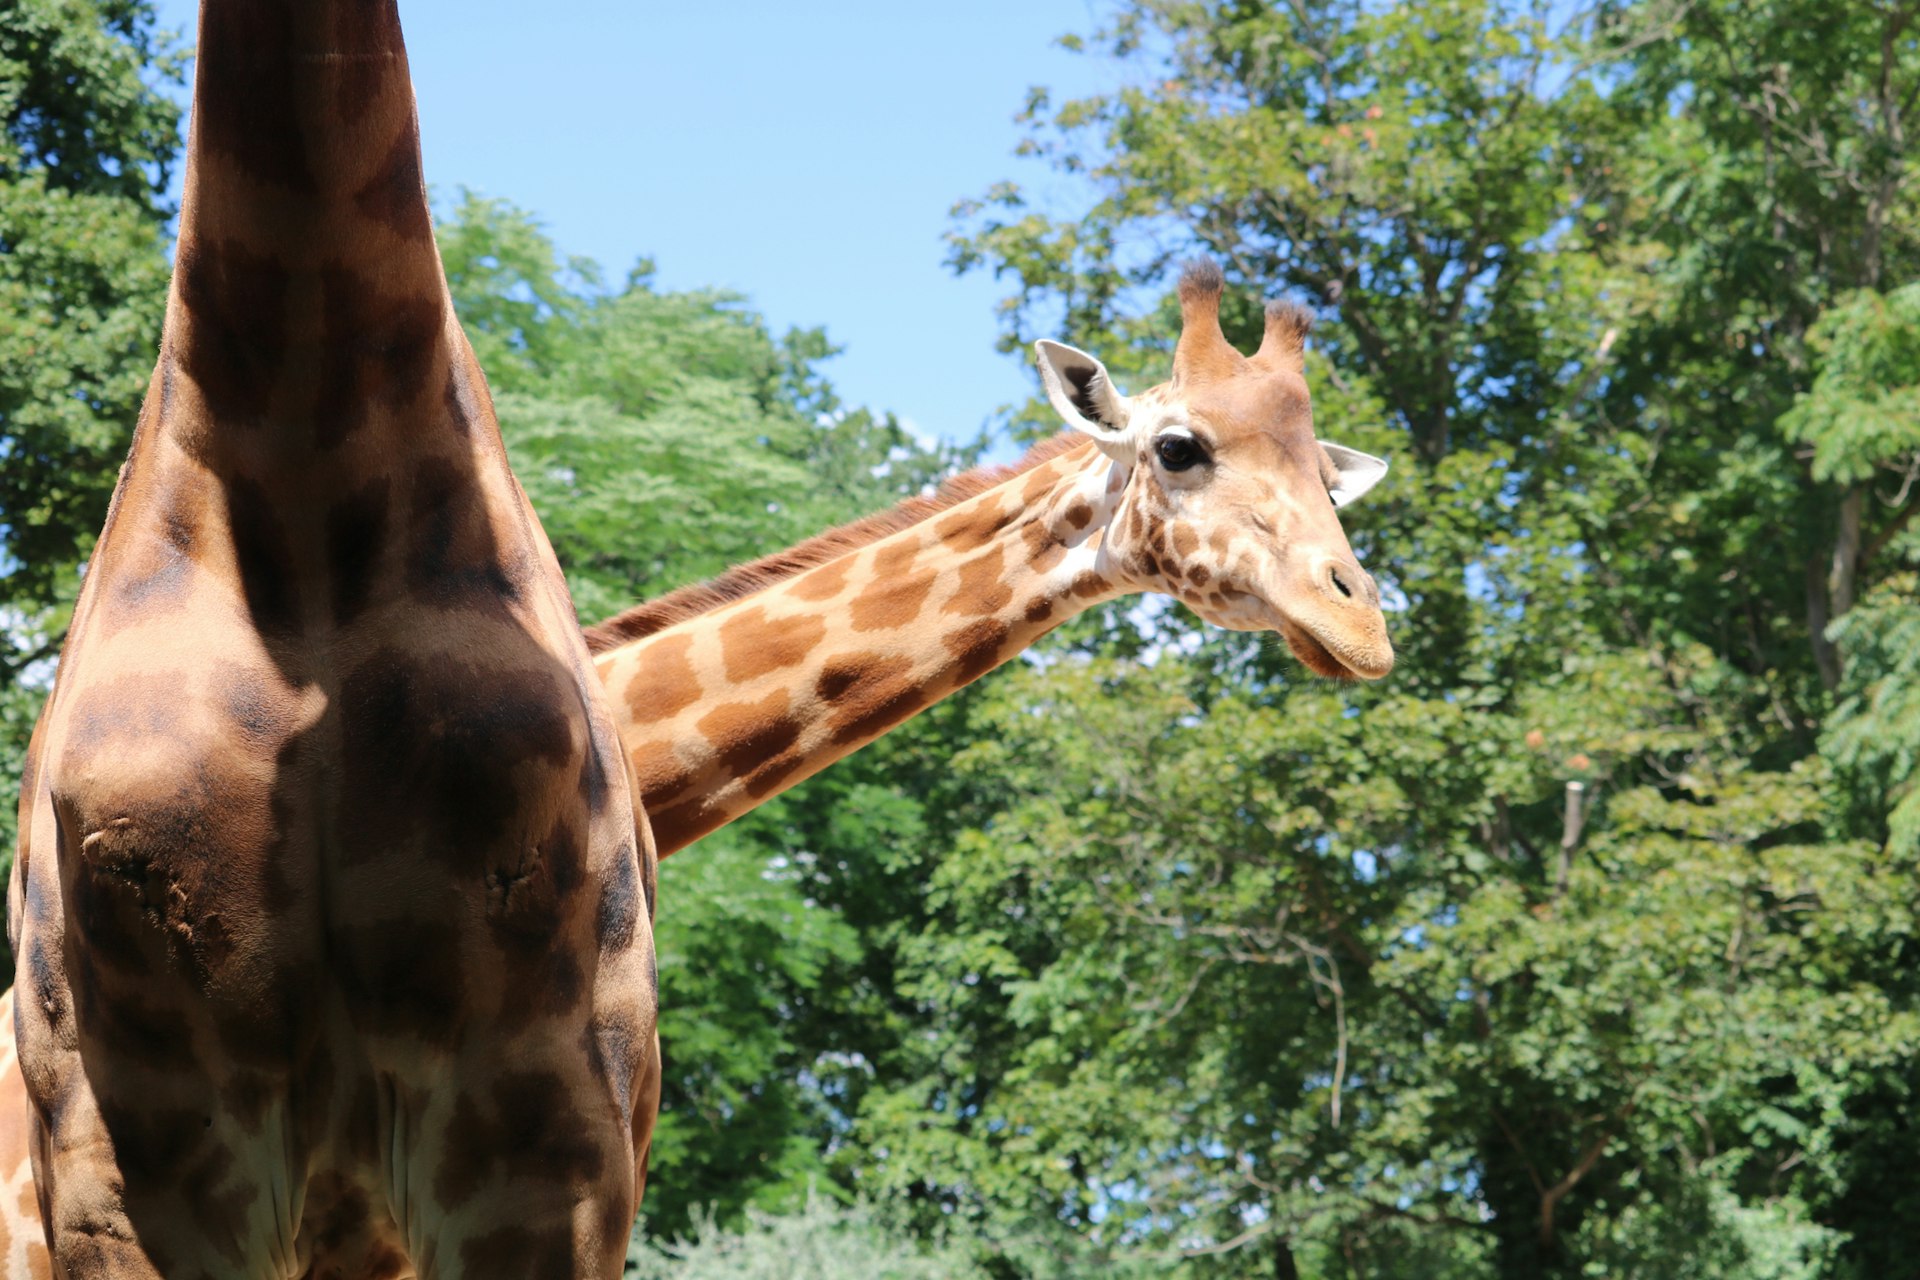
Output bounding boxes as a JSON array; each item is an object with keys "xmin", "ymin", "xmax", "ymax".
[
  {"xmin": 6, "ymin": 3, "xmax": 1920, "ymax": 1278},
  {"xmin": 0, "ymin": 0, "xmax": 181, "ymax": 632},
  {"xmin": 900, "ymin": 1, "xmax": 1920, "ymax": 1275}
]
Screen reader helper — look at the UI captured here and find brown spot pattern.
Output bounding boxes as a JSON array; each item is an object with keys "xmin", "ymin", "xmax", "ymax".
[
  {"xmin": 944, "ymin": 619, "xmax": 1013, "ymax": 688},
  {"xmin": 849, "ymin": 545, "xmax": 938, "ymax": 632},
  {"xmin": 329, "ymin": 0, "xmax": 407, "ymax": 124},
  {"xmin": 459, "ymin": 1222, "xmax": 578, "ymax": 1280},
  {"xmin": 643, "ymin": 795, "xmax": 725, "ymax": 857},
  {"xmin": 629, "ymin": 742, "xmax": 694, "ymax": 809},
  {"xmin": 175, "ymin": 238, "xmax": 289, "ymax": 426},
  {"xmin": 313, "ymin": 265, "xmax": 442, "ymax": 450},
  {"xmin": 487, "ymin": 818, "xmax": 587, "ymax": 947},
  {"xmin": 436, "ymin": 1073, "xmax": 607, "ymax": 1215},
  {"xmin": 333, "ymin": 919, "xmax": 465, "ymax": 1044},
  {"xmin": 225, "ymin": 474, "xmax": 301, "ymax": 633},
  {"xmin": 1021, "ymin": 464, "xmax": 1058, "ymax": 504},
  {"xmin": 326, "ymin": 477, "xmax": 392, "ymax": 625},
  {"xmin": 788, "ymin": 556, "xmax": 853, "ymax": 602},
  {"xmin": 406, "ymin": 456, "xmax": 518, "ymax": 608},
  {"xmin": 741, "ymin": 752, "xmax": 810, "ymax": 800},
  {"xmin": 191, "ymin": 4, "xmax": 315, "ymax": 195},
  {"xmin": 337, "ymin": 647, "xmax": 576, "ymax": 863},
  {"xmin": 697, "ymin": 690, "xmax": 801, "ymax": 779},
  {"xmin": 1021, "ymin": 515, "xmax": 1069, "ymax": 574},
  {"xmin": 944, "ymin": 546, "xmax": 1012, "ymax": 617},
  {"xmin": 828, "ymin": 682, "xmax": 927, "ymax": 748},
  {"xmin": 625, "ymin": 634, "xmax": 702, "ymax": 725},
  {"xmin": 444, "ymin": 362, "xmax": 479, "ymax": 437},
  {"xmin": 596, "ymin": 841, "xmax": 641, "ymax": 953},
  {"xmin": 935, "ymin": 502, "xmax": 1017, "ymax": 554},
  {"xmin": 720, "ymin": 607, "xmax": 827, "ymax": 684},
  {"xmin": 353, "ymin": 121, "xmax": 433, "ymax": 244},
  {"xmin": 816, "ymin": 652, "xmax": 925, "ymax": 748}
]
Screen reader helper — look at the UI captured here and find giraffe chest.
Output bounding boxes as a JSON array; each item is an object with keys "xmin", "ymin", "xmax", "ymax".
[{"xmin": 27, "ymin": 538, "xmax": 640, "ymax": 1063}]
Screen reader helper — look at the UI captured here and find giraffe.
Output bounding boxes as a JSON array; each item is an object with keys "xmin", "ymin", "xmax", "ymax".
[
  {"xmin": 0, "ymin": 258, "xmax": 1391, "ymax": 1266},
  {"xmin": 589, "ymin": 260, "xmax": 1395, "ymax": 854},
  {"xmin": 6, "ymin": 1, "xmax": 657, "ymax": 1275}
]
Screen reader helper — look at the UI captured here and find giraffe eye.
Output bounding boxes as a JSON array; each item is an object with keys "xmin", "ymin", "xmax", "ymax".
[{"xmin": 1156, "ymin": 436, "xmax": 1205, "ymax": 472}]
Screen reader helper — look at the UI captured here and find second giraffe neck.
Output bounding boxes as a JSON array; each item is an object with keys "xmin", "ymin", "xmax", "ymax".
[{"xmin": 595, "ymin": 442, "xmax": 1126, "ymax": 854}]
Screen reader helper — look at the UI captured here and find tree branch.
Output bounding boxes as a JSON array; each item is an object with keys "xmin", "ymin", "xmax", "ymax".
[
  {"xmin": 1555, "ymin": 781, "xmax": 1587, "ymax": 899},
  {"xmin": 1539, "ymin": 1128, "xmax": 1613, "ymax": 1247}
]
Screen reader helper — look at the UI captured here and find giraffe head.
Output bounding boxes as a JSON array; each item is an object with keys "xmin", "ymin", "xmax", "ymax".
[{"xmin": 1035, "ymin": 261, "xmax": 1394, "ymax": 679}]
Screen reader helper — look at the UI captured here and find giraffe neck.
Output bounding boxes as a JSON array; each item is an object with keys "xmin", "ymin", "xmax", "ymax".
[
  {"xmin": 163, "ymin": 0, "xmax": 457, "ymax": 467},
  {"xmin": 594, "ymin": 440, "xmax": 1127, "ymax": 854}
]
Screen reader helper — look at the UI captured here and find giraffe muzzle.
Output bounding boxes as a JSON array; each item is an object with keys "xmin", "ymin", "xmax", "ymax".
[{"xmin": 1277, "ymin": 553, "xmax": 1394, "ymax": 680}]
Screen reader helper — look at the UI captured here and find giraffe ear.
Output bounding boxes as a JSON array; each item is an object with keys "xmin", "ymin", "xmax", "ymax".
[
  {"xmin": 1322, "ymin": 443, "xmax": 1390, "ymax": 508},
  {"xmin": 1035, "ymin": 340, "xmax": 1133, "ymax": 456}
]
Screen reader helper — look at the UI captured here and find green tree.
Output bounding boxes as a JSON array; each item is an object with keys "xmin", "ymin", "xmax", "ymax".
[
  {"xmin": 0, "ymin": 0, "xmax": 184, "ymax": 925},
  {"xmin": 1602, "ymin": 0, "xmax": 1920, "ymax": 694},
  {"xmin": 849, "ymin": 650, "xmax": 1884, "ymax": 1278},
  {"xmin": 0, "ymin": 0, "xmax": 182, "ymax": 631},
  {"xmin": 869, "ymin": 1, "xmax": 1920, "ymax": 1275}
]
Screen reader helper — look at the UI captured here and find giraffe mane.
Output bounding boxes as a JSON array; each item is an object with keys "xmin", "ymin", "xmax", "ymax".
[{"xmin": 583, "ymin": 432, "xmax": 1092, "ymax": 654}]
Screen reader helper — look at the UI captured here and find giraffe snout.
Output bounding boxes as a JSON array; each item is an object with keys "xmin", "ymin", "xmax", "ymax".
[{"xmin": 1276, "ymin": 551, "xmax": 1393, "ymax": 680}]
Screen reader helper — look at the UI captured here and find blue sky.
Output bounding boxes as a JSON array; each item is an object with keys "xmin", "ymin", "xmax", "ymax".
[{"xmin": 148, "ymin": 0, "xmax": 1125, "ymax": 447}]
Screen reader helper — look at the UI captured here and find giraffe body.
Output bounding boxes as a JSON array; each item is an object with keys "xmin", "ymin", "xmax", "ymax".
[{"xmin": 7, "ymin": 3, "xmax": 657, "ymax": 1274}]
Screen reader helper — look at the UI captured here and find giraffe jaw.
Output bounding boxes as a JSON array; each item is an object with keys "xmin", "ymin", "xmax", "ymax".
[
  {"xmin": 1189, "ymin": 588, "xmax": 1392, "ymax": 681},
  {"xmin": 1279, "ymin": 618, "xmax": 1365, "ymax": 681}
]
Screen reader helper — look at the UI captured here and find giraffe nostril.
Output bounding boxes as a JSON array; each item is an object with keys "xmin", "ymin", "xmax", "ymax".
[{"xmin": 1329, "ymin": 565, "xmax": 1354, "ymax": 600}]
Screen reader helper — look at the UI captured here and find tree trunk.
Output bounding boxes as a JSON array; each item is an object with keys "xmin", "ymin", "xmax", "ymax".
[
  {"xmin": 1274, "ymin": 1234, "xmax": 1302, "ymax": 1280},
  {"xmin": 1811, "ymin": 486, "xmax": 1864, "ymax": 691},
  {"xmin": 1555, "ymin": 781, "xmax": 1586, "ymax": 898},
  {"xmin": 1808, "ymin": 554, "xmax": 1841, "ymax": 693}
]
